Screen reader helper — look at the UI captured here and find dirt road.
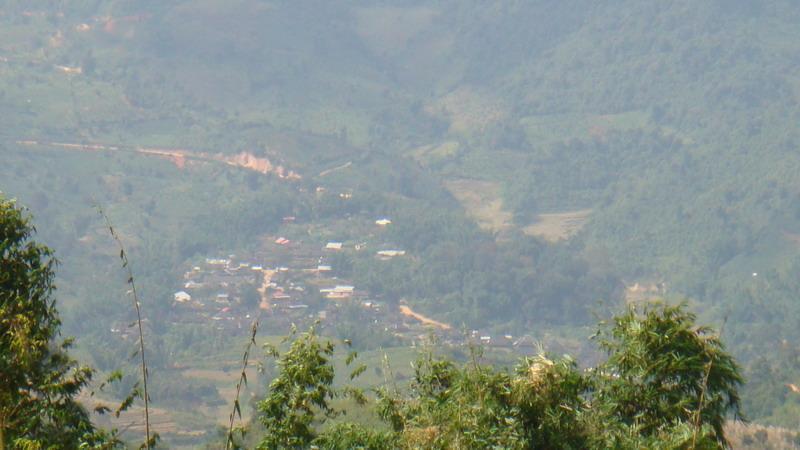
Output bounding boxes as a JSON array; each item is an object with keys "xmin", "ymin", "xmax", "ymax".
[
  {"xmin": 15, "ymin": 139, "xmax": 301, "ymax": 179},
  {"xmin": 399, "ymin": 305, "xmax": 451, "ymax": 330},
  {"xmin": 257, "ymin": 269, "xmax": 275, "ymax": 310}
]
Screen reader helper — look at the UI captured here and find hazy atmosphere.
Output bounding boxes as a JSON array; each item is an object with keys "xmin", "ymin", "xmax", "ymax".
[{"xmin": 2, "ymin": 1, "xmax": 800, "ymax": 448}]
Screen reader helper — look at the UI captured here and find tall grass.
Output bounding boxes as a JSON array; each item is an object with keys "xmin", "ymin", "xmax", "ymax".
[
  {"xmin": 96, "ymin": 206, "xmax": 153, "ymax": 448},
  {"xmin": 226, "ymin": 321, "xmax": 259, "ymax": 449},
  {"xmin": 691, "ymin": 317, "xmax": 729, "ymax": 450}
]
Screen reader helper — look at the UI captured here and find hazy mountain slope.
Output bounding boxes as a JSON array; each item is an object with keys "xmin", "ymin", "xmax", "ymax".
[{"xmin": 3, "ymin": 0, "xmax": 800, "ymax": 431}]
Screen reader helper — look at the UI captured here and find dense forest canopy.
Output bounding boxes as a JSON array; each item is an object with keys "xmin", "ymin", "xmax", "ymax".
[{"xmin": 2, "ymin": 0, "xmax": 800, "ymax": 445}]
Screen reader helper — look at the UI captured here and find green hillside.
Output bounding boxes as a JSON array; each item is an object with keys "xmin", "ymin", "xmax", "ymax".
[{"xmin": 3, "ymin": 0, "xmax": 800, "ymax": 442}]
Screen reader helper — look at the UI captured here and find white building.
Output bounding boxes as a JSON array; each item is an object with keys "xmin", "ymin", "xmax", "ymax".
[
  {"xmin": 174, "ymin": 291, "xmax": 192, "ymax": 303},
  {"xmin": 377, "ymin": 250, "xmax": 406, "ymax": 258},
  {"xmin": 184, "ymin": 280, "xmax": 203, "ymax": 289}
]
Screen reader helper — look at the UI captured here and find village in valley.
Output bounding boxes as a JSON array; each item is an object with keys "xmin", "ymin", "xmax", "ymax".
[
  {"xmin": 157, "ymin": 215, "xmax": 536, "ymax": 352},
  {"xmin": 97, "ymin": 211, "xmax": 540, "ymax": 444}
]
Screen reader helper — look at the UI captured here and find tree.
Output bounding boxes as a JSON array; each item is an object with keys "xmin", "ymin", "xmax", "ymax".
[
  {"xmin": 0, "ymin": 198, "xmax": 111, "ymax": 448},
  {"xmin": 254, "ymin": 302, "xmax": 743, "ymax": 449},
  {"xmin": 256, "ymin": 326, "xmax": 338, "ymax": 449},
  {"xmin": 256, "ymin": 325, "xmax": 377, "ymax": 450},
  {"xmin": 593, "ymin": 302, "xmax": 744, "ymax": 447}
]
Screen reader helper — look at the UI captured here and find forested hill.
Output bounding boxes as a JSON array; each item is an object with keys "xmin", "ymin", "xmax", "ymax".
[
  {"xmin": 6, "ymin": 0, "xmax": 799, "ymax": 289},
  {"xmin": 3, "ymin": 0, "xmax": 800, "ymax": 435}
]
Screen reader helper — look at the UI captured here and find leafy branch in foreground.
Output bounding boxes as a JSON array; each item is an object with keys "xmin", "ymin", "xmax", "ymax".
[
  {"xmin": 692, "ymin": 317, "xmax": 730, "ymax": 449},
  {"xmin": 252, "ymin": 302, "xmax": 744, "ymax": 449},
  {"xmin": 96, "ymin": 205, "xmax": 157, "ymax": 449},
  {"xmin": 594, "ymin": 302, "xmax": 743, "ymax": 447},
  {"xmin": 256, "ymin": 324, "xmax": 371, "ymax": 450},
  {"xmin": 0, "ymin": 198, "xmax": 116, "ymax": 449}
]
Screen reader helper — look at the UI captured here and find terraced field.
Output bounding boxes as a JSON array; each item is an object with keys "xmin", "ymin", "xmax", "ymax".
[
  {"xmin": 523, "ymin": 209, "xmax": 592, "ymax": 242},
  {"xmin": 443, "ymin": 178, "xmax": 512, "ymax": 233}
]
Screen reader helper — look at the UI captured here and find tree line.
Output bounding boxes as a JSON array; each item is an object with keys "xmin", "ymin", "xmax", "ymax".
[{"xmin": 2, "ymin": 197, "xmax": 745, "ymax": 449}]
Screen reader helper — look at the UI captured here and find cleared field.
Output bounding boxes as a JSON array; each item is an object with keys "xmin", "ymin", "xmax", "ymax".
[
  {"xmin": 409, "ymin": 141, "xmax": 460, "ymax": 166},
  {"xmin": 84, "ymin": 398, "xmax": 186, "ymax": 440},
  {"xmin": 427, "ymin": 87, "xmax": 509, "ymax": 134},
  {"xmin": 726, "ymin": 421, "xmax": 800, "ymax": 450},
  {"xmin": 182, "ymin": 366, "xmax": 254, "ymax": 383},
  {"xmin": 445, "ymin": 178, "xmax": 591, "ymax": 242},
  {"xmin": 444, "ymin": 178, "xmax": 513, "ymax": 233},
  {"xmin": 523, "ymin": 209, "xmax": 591, "ymax": 242}
]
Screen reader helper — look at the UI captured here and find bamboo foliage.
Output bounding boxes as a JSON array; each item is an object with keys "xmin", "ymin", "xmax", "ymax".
[
  {"xmin": 226, "ymin": 320, "xmax": 259, "ymax": 450},
  {"xmin": 96, "ymin": 206, "xmax": 156, "ymax": 449}
]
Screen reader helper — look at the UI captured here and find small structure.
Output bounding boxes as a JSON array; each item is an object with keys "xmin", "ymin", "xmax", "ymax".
[
  {"xmin": 55, "ymin": 65, "xmax": 82, "ymax": 75},
  {"xmin": 325, "ymin": 242, "xmax": 343, "ymax": 250},
  {"xmin": 275, "ymin": 237, "xmax": 290, "ymax": 245},
  {"xmin": 375, "ymin": 218, "xmax": 392, "ymax": 226},
  {"xmin": 174, "ymin": 291, "xmax": 192, "ymax": 303},
  {"xmin": 184, "ymin": 280, "xmax": 202, "ymax": 289},
  {"xmin": 320, "ymin": 285, "xmax": 355, "ymax": 299},
  {"xmin": 317, "ymin": 265, "xmax": 332, "ymax": 272},
  {"xmin": 513, "ymin": 335, "xmax": 537, "ymax": 349},
  {"xmin": 377, "ymin": 250, "xmax": 406, "ymax": 259},
  {"xmin": 206, "ymin": 258, "xmax": 230, "ymax": 266}
]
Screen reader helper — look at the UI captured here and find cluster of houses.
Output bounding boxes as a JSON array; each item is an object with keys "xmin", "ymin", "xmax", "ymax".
[
  {"xmin": 467, "ymin": 330, "xmax": 539, "ymax": 350},
  {"xmin": 162, "ymin": 217, "xmax": 412, "ymax": 335},
  {"xmin": 138, "ymin": 215, "xmax": 541, "ymax": 351}
]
